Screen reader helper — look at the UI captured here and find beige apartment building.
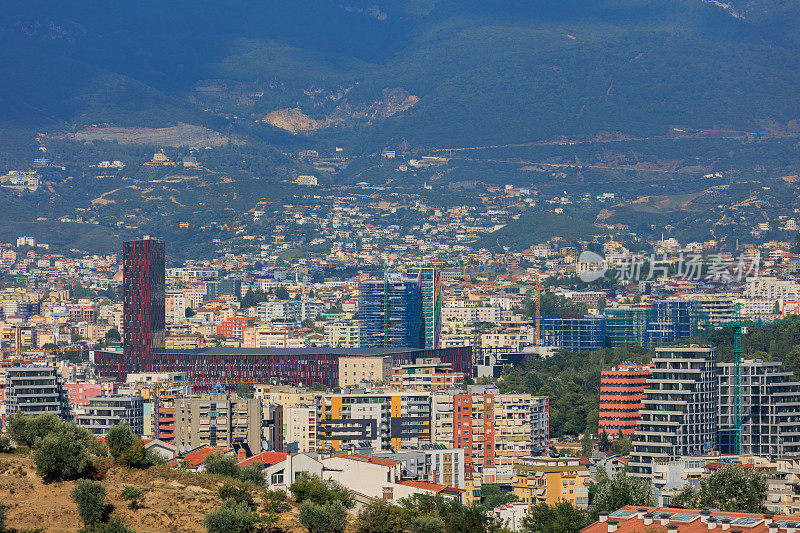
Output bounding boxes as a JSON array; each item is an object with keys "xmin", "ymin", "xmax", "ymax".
[
  {"xmin": 175, "ymin": 393, "xmax": 262, "ymax": 454},
  {"xmin": 285, "ymin": 405, "xmax": 317, "ymax": 453},
  {"xmin": 338, "ymin": 355, "xmax": 392, "ymax": 386}
]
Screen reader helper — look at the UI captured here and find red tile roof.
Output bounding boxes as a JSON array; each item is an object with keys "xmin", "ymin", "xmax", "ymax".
[
  {"xmin": 238, "ymin": 451, "xmax": 288, "ymax": 467},
  {"xmin": 581, "ymin": 505, "xmax": 795, "ymax": 533},
  {"xmin": 397, "ymin": 480, "xmax": 465, "ymax": 494},
  {"xmin": 330, "ymin": 454, "xmax": 400, "ymax": 468},
  {"xmin": 168, "ymin": 446, "xmax": 232, "ymax": 468}
]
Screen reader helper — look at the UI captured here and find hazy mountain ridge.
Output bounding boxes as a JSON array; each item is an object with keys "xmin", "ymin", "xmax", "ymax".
[{"xmin": 0, "ymin": 0, "xmax": 799, "ymax": 150}]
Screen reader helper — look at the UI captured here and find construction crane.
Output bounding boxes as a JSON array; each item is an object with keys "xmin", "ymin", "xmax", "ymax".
[
  {"xmin": 699, "ymin": 303, "xmax": 747, "ymax": 454},
  {"xmin": 701, "ymin": 305, "xmax": 800, "ymax": 455},
  {"xmin": 534, "ymin": 273, "xmax": 544, "ymax": 346}
]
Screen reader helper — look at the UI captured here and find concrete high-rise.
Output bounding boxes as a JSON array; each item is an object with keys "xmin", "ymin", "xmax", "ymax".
[
  {"xmin": 629, "ymin": 345, "xmax": 717, "ymax": 478},
  {"xmin": 122, "ymin": 238, "xmax": 165, "ymax": 374},
  {"xmin": 718, "ymin": 359, "xmax": 800, "ymax": 458}
]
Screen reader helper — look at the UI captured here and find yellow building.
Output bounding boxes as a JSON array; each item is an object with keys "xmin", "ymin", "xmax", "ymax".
[
  {"xmin": 464, "ymin": 475, "xmax": 482, "ymax": 506},
  {"xmin": 512, "ymin": 457, "xmax": 590, "ymax": 509}
]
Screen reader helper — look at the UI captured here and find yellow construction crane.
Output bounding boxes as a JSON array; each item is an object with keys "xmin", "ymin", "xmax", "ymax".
[{"xmin": 534, "ymin": 273, "xmax": 543, "ymax": 346}]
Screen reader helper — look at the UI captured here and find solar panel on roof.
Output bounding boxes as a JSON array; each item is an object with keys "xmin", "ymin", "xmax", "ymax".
[
  {"xmin": 731, "ymin": 517, "xmax": 763, "ymax": 527},
  {"xmin": 609, "ymin": 510, "xmax": 638, "ymax": 520},
  {"xmin": 668, "ymin": 514, "xmax": 700, "ymax": 523},
  {"xmin": 715, "ymin": 516, "xmax": 764, "ymax": 527},
  {"xmin": 773, "ymin": 520, "xmax": 798, "ymax": 528}
]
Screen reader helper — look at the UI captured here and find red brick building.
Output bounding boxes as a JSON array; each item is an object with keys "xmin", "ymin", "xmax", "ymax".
[{"xmin": 599, "ymin": 364, "xmax": 651, "ymax": 437}]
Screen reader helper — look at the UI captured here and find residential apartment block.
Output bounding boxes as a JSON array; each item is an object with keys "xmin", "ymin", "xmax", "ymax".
[
  {"xmin": 511, "ymin": 456, "xmax": 590, "ymax": 509},
  {"xmin": 175, "ymin": 393, "xmax": 262, "ymax": 454},
  {"xmin": 433, "ymin": 385, "xmax": 549, "ymax": 481},
  {"xmin": 78, "ymin": 394, "xmax": 144, "ymax": 436},
  {"xmin": 629, "ymin": 346, "xmax": 717, "ymax": 478},
  {"xmin": 598, "ymin": 364, "xmax": 651, "ymax": 437},
  {"xmin": 6, "ymin": 365, "xmax": 70, "ymax": 419},
  {"xmin": 317, "ymin": 391, "xmax": 431, "ymax": 451}
]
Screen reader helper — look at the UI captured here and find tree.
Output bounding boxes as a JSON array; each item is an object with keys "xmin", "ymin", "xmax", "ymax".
[
  {"xmin": 238, "ymin": 463, "xmax": 265, "ymax": 487},
  {"xmin": 121, "ymin": 487, "xmax": 144, "ymax": 509},
  {"xmin": 262, "ymin": 489, "xmax": 290, "ymax": 513},
  {"xmin": 105, "ymin": 329, "xmax": 121, "ymax": 343},
  {"xmin": 32, "ymin": 425, "xmax": 91, "ymax": 481},
  {"xmin": 274, "ymin": 285, "xmax": 290, "ymax": 300},
  {"xmin": 580, "ymin": 432, "xmax": 593, "ymax": 457},
  {"xmin": 479, "ymin": 484, "xmax": 518, "ymax": 511},
  {"xmin": 597, "ymin": 432, "xmax": 610, "ymax": 452},
  {"xmin": 698, "ymin": 464, "xmax": 766, "ymax": 513},
  {"xmin": 0, "ymin": 501, "xmax": 5, "ymax": 533},
  {"xmin": 354, "ymin": 499, "xmax": 408, "ymax": 533},
  {"xmin": 409, "ymin": 514, "xmax": 446, "ymax": 533},
  {"xmin": 205, "ymin": 499, "xmax": 257, "ymax": 533},
  {"xmin": 204, "ymin": 453, "xmax": 240, "ymax": 478},
  {"xmin": 290, "ymin": 473, "xmax": 354, "ymax": 509},
  {"xmin": 597, "ymin": 297, "xmax": 607, "ymax": 311},
  {"xmin": 72, "ymin": 480, "xmax": 107, "ymax": 528},
  {"xmin": 106, "ymin": 423, "xmax": 136, "ymax": 461},
  {"xmin": 219, "ymin": 484, "xmax": 256, "ymax": 510},
  {"xmin": 120, "ymin": 438, "xmax": 148, "ymax": 468},
  {"xmin": 523, "ymin": 502, "xmax": 588, "ymax": 533},
  {"xmin": 299, "ymin": 500, "xmax": 348, "ymax": 533},
  {"xmin": 236, "ymin": 383, "xmax": 254, "ymax": 399},
  {"xmin": 611, "ymin": 435, "xmax": 633, "ymax": 456},
  {"xmin": 588, "ymin": 472, "xmax": 655, "ymax": 521},
  {"xmin": 7, "ymin": 413, "xmax": 61, "ymax": 448},
  {"xmin": 669, "ymin": 484, "xmax": 700, "ymax": 509}
]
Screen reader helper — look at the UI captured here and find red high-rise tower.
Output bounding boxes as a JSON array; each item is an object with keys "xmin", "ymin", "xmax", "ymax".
[
  {"xmin": 598, "ymin": 364, "xmax": 651, "ymax": 437},
  {"xmin": 122, "ymin": 238, "xmax": 165, "ymax": 378}
]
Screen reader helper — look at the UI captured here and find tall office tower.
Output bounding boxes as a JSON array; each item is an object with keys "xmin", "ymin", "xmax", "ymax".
[
  {"xmin": 407, "ymin": 267, "xmax": 442, "ymax": 349},
  {"xmin": 598, "ymin": 364, "xmax": 651, "ymax": 437},
  {"xmin": 629, "ymin": 345, "xmax": 717, "ymax": 479},
  {"xmin": 718, "ymin": 359, "xmax": 800, "ymax": 458},
  {"xmin": 358, "ymin": 276, "xmax": 422, "ymax": 348},
  {"xmin": 123, "ymin": 238, "xmax": 165, "ymax": 372}
]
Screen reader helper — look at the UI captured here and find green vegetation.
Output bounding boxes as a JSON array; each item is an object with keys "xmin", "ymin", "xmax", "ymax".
[
  {"xmin": 290, "ymin": 473, "xmax": 355, "ymax": 509},
  {"xmin": 205, "ymin": 499, "xmax": 258, "ymax": 533},
  {"xmin": 120, "ymin": 487, "xmax": 144, "ymax": 510},
  {"xmin": 588, "ymin": 472, "xmax": 655, "ymax": 521},
  {"xmin": 523, "ymin": 501, "xmax": 589, "ymax": 533},
  {"xmin": 478, "ymin": 484, "xmax": 518, "ymax": 512},
  {"xmin": 72, "ymin": 480, "xmax": 108, "ymax": 528},
  {"xmin": 670, "ymin": 464, "xmax": 766, "ymax": 513},
  {"xmin": 498, "ymin": 346, "xmax": 648, "ymax": 437},
  {"xmin": 473, "ymin": 213, "xmax": 599, "ymax": 252}
]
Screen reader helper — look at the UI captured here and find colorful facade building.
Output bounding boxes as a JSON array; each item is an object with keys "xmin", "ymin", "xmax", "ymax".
[
  {"xmin": 598, "ymin": 364, "xmax": 651, "ymax": 438},
  {"xmin": 316, "ymin": 391, "xmax": 432, "ymax": 451},
  {"xmin": 511, "ymin": 456, "xmax": 590, "ymax": 509},
  {"xmin": 122, "ymin": 238, "xmax": 165, "ymax": 373}
]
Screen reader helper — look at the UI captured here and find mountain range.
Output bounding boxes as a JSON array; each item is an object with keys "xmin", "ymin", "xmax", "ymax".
[{"xmin": 2, "ymin": 0, "xmax": 800, "ymax": 151}]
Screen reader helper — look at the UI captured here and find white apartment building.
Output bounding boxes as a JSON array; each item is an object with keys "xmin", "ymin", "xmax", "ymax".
[{"xmin": 285, "ymin": 405, "xmax": 317, "ymax": 453}]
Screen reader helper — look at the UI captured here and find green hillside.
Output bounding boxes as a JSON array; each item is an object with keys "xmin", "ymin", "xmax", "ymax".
[{"xmin": 473, "ymin": 212, "xmax": 600, "ymax": 251}]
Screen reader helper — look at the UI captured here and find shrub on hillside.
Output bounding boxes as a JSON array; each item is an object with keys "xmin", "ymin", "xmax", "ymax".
[
  {"xmin": 0, "ymin": 500, "xmax": 6, "ymax": 533},
  {"xmin": 409, "ymin": 514, "xmax": 446, "ymax": 533},
  {"xmin": 354, "ymin": 499, "xmax": 409, "ymax": 533},
  {"xmin": 299, "ymin": 500, "xmax": 348, "ymax": 533},
  {"xmin": 238, "ymin": 463, "xmax": 265, "ymax": 487},
  {"xmin": 204, "ymin": 453, "xmax": 240, "ymax": 478},
  {"xmin": 105, "ymin": 423, "xmax": 136, "ymax": 461},
  {"xmin": 204, "ymin": 499, "xmax": 256, "ymax": 533},
  {"xmin": 121, "ymin": 487, "xmax": 144, "ymax": 509},
  {"xmin": 0, "ymin": 435, "xmax": 13, "ymax": 454},
  {"xmin": 218, "ymin": 484, "xmax": 255, "ymax": 510},
  {"xmin": 7, "ymin": 413, "xmax": 61, "ymax": 448},
  {"xmin": 290, "ymin": 473, "xmax": 354, "ymax": 509},
  {"xmin": 72, "ymin": 480, "xmax": 108, "ymax": 528}
]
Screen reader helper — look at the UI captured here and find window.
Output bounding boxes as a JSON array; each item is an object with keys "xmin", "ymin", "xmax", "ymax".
[{"xmin": 271, "ymin": 472, "xmax": 284, "ymax": 485}]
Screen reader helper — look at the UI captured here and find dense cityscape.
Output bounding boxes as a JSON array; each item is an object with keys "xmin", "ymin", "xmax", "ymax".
[{"xmin": 6, "ymin": 1, "xmax": 800, "ymax": 532}]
